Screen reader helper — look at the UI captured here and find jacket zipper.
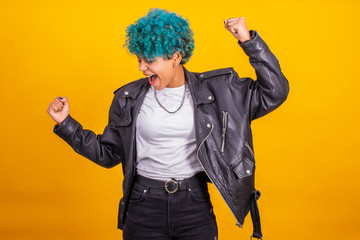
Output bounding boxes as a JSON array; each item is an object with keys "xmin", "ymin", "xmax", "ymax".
[
  {"xmin": 221, "ymin": 111, "xmax": 228, "ymax": 153},
  {"xmin": 187, "ymin": 78, "xmax": 243, "ymax": 227},
  {"xmin": 196, "ymin": 120, "xmax": 243, "ymax": 228},
  {"xmin": 245, "ymin": 141, "xmax": 254, "ymax": 158}
]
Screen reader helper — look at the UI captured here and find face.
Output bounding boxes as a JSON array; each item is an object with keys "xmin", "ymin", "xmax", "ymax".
[{"xmin": 137, "ymin": 54, "xmax": 183, "ymax": 90}]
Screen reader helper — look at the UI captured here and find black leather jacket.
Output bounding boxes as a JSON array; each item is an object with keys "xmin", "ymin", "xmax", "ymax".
[{"xmin": 54, "ymin": 30, "xmax": 289, "ymax": 239}]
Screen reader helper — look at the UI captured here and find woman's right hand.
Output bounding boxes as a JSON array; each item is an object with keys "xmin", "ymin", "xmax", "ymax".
[{"xmin": 47, "ymin": 96, "xmax": 70, "ymax": 125}]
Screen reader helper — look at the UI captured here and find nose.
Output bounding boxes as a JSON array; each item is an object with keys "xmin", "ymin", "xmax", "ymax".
[{"xmin": 138, "ymin": 60, "xmax": 148, "ymax": 72}]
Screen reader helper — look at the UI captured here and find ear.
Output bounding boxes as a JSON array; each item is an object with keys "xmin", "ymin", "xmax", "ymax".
[{"xmin": 171, "ymin": 51, "xmax": 182, "ymax": 64}]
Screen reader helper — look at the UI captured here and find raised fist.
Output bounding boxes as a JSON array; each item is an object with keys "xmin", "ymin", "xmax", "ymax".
[
  {"xmin": 224, "ymin": 17, "xmax": 251, "ymax": 43},
  {"xmin": 47, "ymin": 96, "xmax": 69, "ymax": 125}
]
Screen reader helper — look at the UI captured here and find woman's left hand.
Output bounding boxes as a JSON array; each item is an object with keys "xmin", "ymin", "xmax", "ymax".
[{"xmin": 224, "ymin": 17, "xmax": 251, "ymax": 43}]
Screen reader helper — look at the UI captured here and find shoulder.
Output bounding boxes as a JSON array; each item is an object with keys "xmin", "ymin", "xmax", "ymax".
[
  {"xmin": 108, "ymin": 78, "xmax": 148, "ymax": 113},
  {"xmin": 113, "ymin": 78, "xmax": 148, "ymax": 96},
  {"xmin": 193, "ymin": 67, "xmax": 235, "ymax": 81}
]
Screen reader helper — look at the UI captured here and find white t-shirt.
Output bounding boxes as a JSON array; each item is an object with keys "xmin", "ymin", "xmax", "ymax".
[{"xmin": 135, "ymin": 84, "xmax": 204, "ymax": 181}]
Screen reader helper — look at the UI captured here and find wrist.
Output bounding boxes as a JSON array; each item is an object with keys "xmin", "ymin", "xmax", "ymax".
[
  {"xmin": 55, "ymin": 114, "xmax": 70, "ymax": 127},
  {"xmin": 238, "ymin": 32, "xmax": 251, "ymax": 43},
  {"xmin": 238, "ymin": 30, "xmax": 256, "ymax": 45},
  {"xmin": 239, "ymin": 37, "xmax": 251, "ymax": 44}
]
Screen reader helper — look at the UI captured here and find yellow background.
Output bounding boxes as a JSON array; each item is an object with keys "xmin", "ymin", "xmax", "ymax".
[{"xmin": 1, "ymin": 0, "xmax": 359, "ymax": 239}]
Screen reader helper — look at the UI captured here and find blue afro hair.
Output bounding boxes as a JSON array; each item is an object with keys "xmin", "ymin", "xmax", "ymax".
[{"xmin": 125, "ymin": 8, "xmax": 195, "ymax": 65}]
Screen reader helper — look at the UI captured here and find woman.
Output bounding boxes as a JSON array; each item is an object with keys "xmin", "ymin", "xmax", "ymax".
[{"xmin": 47, "ymin": 8, "xmax": 289, "ymax": 240}]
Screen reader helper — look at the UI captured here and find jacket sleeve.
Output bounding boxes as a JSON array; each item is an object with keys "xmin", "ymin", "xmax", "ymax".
[
  {"xmin": 238, "ymin": 30, "xmax": 289, "ymax": 121},
  {"xmin": 53, "ymin": 95, "xmax": 123, "ymax": 168}
]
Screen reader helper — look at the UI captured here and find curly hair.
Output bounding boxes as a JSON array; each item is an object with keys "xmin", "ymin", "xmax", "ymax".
[{"xmin": 125, "ymin": 8, "xmax": 194, "ymax": 65}]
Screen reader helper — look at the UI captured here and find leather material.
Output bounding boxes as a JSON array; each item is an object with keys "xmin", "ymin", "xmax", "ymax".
[
  {"xmin": 135, "ymin": 172, "xmax": 208, "ymax": 193},
  {"xmin": 53, "ymin": 30, "xmax": 289, "ymax": 239}
]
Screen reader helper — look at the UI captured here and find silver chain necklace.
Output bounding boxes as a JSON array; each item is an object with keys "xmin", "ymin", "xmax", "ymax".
[{"xmin": 154, "ymin": 83, "xmax": 187, "ymax": 114}]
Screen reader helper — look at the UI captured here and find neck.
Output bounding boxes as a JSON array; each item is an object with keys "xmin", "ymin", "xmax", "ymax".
[{"xmin": 167, "ymin": 65, "xmax": 185, "ymax": 88}]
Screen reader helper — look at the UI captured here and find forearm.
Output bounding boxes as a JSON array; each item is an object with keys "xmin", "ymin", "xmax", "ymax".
[{"xmin": 54, "ymin": 115, "xmax": 122, "ymax": 168}]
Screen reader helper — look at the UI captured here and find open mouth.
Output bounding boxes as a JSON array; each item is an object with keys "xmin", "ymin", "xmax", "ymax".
[{"xmin": 148, "ymin": 75, "xmax": 158, "ymax": 85}]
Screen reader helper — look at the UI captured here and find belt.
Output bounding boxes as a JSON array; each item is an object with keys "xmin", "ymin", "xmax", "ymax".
[{"xmin": 135, "ymin": 172, "xmax": 208, "ymax": 194}]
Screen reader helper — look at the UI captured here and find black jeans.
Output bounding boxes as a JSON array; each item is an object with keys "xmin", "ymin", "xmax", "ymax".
[{"xmin": 123, "ymin": 176, "xmax": 218, "ymax": 240}]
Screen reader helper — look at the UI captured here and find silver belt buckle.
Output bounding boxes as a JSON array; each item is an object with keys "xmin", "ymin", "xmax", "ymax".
[{"xmin": 165, "ymin": 179, "xmax": 178, "ymax": 193}]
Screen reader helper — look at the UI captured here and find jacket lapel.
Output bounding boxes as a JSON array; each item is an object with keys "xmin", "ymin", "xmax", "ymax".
[
  {"xmin": 183, "ymin": 66, "xmax": 214, "ymax": 106},
  {"xmin": 183, "ymin": 66, "xmax": 215, "ymax": 152}
]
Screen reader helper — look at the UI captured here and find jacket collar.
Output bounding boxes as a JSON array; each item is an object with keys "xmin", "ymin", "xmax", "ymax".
[
  {"xmin": 184, "ymin": 66, "xmax": 215, "ymax": 106},
  {"xmin": 122, "ymin": 66, "xmax": 214, "ymax": 106},
  {"xmin": 121, "ymin": 78, "xmax": 149, "ymax": 100}
]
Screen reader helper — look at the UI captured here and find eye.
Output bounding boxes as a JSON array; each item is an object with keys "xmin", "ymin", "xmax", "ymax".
[
  {"xmin": 137, "ymin": 57, "xmax": 155, "ymax": 64},
  {"xmin": 143, "ymin": 57, "xmax": 154, "ymax": 64},
  {"xmin": 136, "ymin": 56, "xmax": 143, "ymax": 63}
]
